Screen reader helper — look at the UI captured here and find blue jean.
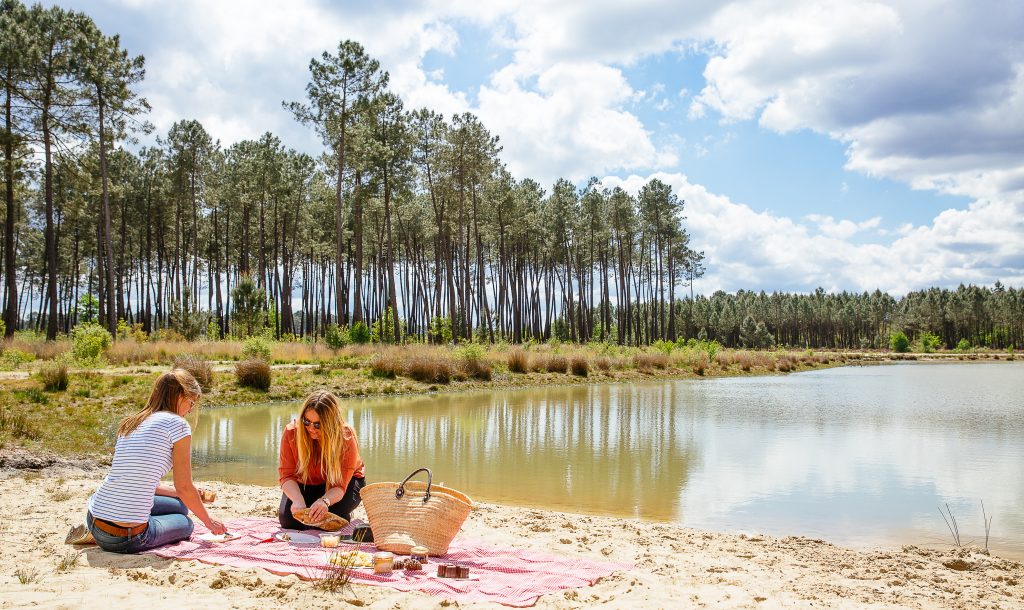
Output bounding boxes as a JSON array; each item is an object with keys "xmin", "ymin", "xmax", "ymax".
[{"xmin": 88, "ymin": 496, "xmax": 195, "ymax": 553}]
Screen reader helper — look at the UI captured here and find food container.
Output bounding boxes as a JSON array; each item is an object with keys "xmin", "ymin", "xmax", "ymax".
[
  {"xmin": 373, "ymin": 551, "xmax": 394, "ymax": 574},
  {"xmin": 319, "ymin": 533, "xmax": 340, "ymax": 548},
  {"xmin": 457, "ymin": 566, "xmax": 470, "ymax": 579},
  {"xmin": 410, "ymin": 545, "xmax": 429, "ymax": 563}
]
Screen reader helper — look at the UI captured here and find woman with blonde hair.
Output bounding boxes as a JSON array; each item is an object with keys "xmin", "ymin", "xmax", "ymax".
[
  {"xmin": 278, "ymin": 389, "xmax": 365, "ymax": 529},
  {"xmin": 82, "ymin": 369, "xmax": 226, "ymax": 553}
]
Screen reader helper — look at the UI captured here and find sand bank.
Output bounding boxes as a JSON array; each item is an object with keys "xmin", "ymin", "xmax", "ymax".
[{"xmin": 1, "ymin": 462, "xmax": 1021, "ymax": 609}]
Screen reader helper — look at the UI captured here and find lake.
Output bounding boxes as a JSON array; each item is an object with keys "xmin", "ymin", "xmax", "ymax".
[{"xmin": 191, "ymin": 361, "xmax": 1024, "ymax": 559}]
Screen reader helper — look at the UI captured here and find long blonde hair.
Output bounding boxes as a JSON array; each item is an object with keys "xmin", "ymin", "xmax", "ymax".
[
  {"xmin": 295, "ymin": 390, "xmax": 351, "ymax": 487},
  {"xmin": 118, "ymin": 369, "xmax": 201, "ymax": 437}
]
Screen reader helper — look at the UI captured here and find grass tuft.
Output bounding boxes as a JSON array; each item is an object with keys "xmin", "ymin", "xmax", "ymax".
[
  {"xmin": 39, "ymin": 359, "xmax": 69, "ymax": 391},
  {"xmin": 369, "ymin": 352, "xmax": 402, "ymax": 379},
  {"xmin": 235, "ymin": 359, "xmax": 271, "ymax": 390},
  {"xmin": 507, "ymin": 349, "xmax": 529, "ymax": 374},
  {"xmin": 570, "ymin": 356, "xmax": 589, "ymax": 377},
  {"xmin": 173, "ymin": 353, "xmax": 214, "ymax": 392}
]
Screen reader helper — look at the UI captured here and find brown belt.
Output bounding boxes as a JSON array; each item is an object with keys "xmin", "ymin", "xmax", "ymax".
[{"xmin": 92, "ymin": 518, "xmax": 148, "ymax": 537}]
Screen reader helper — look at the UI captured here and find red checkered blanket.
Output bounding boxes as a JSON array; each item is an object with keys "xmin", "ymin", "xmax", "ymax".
[{"xmin": 144, "ymin": 517, "xmax": 632, "ymax": 607}]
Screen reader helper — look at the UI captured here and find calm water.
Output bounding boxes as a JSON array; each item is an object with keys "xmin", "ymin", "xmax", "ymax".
[{"xmin": 191, "ymin": 361, "xmax": 1024, "ymax": 558}]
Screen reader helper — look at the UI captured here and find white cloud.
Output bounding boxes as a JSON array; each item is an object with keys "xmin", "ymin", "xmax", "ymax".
[
  {"xmin": 601, "ymin": 172, "xmax": 1024, "ymax": 294},
  {"xmin": 477, "ymin": 62, "xmax": 677, "ymax": 184},
  {"xmin": 690, "ymin": 0, "xmax": 1024, "ymax": 201}
]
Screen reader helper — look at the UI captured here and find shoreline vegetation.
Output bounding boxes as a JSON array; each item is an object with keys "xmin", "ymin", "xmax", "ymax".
[{"xmin": 0, "ymin": 332, "xmax": 1017, "ymax": 457}]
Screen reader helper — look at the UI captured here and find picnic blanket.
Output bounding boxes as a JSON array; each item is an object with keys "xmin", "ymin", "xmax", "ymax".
[{"xmin": 144, "ymin": 517, "xmax": 632, "ymax": 607}]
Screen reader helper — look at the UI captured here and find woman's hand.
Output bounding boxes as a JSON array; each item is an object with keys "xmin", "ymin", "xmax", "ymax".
[
  {"xmin": 290, "ymin": 499, "xmax": 307, "ymax": 516},
  {"xmin": 206, "ymin": 517, "xmax": 228, "ymax": 535},
  {"xmin": 305, "ymin": 498, "xmax": 328, "ymax": 522}
]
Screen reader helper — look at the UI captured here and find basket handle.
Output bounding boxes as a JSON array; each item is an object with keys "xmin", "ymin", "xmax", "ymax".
[{"xmin": 395, "ymin": 468, "xmax": 433, "ymax": 503}]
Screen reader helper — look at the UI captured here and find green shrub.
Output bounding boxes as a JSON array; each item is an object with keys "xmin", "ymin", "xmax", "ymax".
[
  {"xmin": 71, "ymin": 323, "xmax": 112, "ymax": 364},
  {"xmin": 428, "ymin": 316, "xmax": 453, "ymax": 344},
  {"xmin": 889, "ymin": 331, "xmax": 910, "ymax": 353},
  {"xmin": 324, "ymin": 324, "xmax": 350, "ymax": 350},
  {"xmin": 0, "ymin": 348, "xmax": 35, "ymax": 370},
  {"xmin": 242, "ymin": 336, "xmax": 272, "ymax": 361},
  {"xmin": 652, "ymin": 339, "xmax": 674, "ymax": 355},
  {"xmin": 173, "ymin": 353, "xmax": 214, "ymax": 392},
  {"xmin": 39, "ymin": 359, "xmax": 69, "ymax": 391},
  {"xmin": 350, "ymin": 321, "xmax": 371, "ymax": 344},
  {"xmin": 955, "ymin": 338, "xmax": 972, "ymax": 353},
  {"xmin": 14, "ymin": 388, "xmax": 48, "ymax": 404},
  {"xmin": 235, "ymin": 359, "xmax": 271, "ymax": 390},
  {"xmin": 915, "ymin": 331, "xmax": 942, "ymax": 353}
]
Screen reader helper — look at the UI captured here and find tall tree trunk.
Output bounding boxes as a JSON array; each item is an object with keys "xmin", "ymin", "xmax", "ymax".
[
  {"xmin": 2, "ymin": 78, "xmax": 17, "ymax": 337},
  {"xmin": 97, "ymin": 91, "xmax": 117, "ymax": 336}
]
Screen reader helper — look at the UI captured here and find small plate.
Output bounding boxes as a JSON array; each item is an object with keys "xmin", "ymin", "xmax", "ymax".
[
  {"xmin": 274, "ymin": 531, "xmax": 320, "ymax": 544},
  {"xmin": 197, "ymin": 532, "xmax": 241, "ymax": 543}
]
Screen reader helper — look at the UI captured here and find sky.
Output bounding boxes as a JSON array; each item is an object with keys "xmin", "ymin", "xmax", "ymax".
[{"xmin": 52, "ymin": 0, "xmax": 1024, "ymax": 296}]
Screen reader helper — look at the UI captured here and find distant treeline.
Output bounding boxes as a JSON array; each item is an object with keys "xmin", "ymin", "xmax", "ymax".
[{"xmin": 684, "ymin": 284, "xmax": 1022, "ymax": 350}]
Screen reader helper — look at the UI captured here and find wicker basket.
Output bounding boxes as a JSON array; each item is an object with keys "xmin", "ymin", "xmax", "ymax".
[{"xmin": 361, "ymin": 468, "xmax": 473, "ymax": 555}]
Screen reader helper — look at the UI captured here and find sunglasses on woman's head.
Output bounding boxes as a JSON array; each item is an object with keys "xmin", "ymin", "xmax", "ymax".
[{"xmin": 302, "ymin": 417, "xmax": 321, "ymax": 430}]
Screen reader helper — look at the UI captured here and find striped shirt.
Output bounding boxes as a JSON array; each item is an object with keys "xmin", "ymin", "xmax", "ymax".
[{"xmin": 88, "ymin": 411, "xmax": 191, "ymax": 523}]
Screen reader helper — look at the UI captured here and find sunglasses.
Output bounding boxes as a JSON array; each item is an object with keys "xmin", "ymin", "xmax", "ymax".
[{"xmin": 302, "ymin": 417, "xmax": 321, "ymax": 430}]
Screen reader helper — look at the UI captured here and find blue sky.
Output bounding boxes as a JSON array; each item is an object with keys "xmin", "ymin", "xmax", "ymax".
[{"xmin": 54, "ymin": 0, "xmax": 1024, "ymax": 295}]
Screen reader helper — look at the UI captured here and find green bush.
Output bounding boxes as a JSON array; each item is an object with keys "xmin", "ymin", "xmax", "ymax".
[
  {"xmin": 324, "ymin": 324, "xmax": 350, "ymax": 350},
  {"xmin": 955, "ymin": 338, "xmax": 972, "ymax": 353},
  {"xmin": 0, "ymin": 348, "xmax": 34, "ymax": 370},
  {"xmin": 889, "ymin": 331, "xmax": 910, "ymax": 353},
  {"xmin": 428, "ymin": 316, "xmax": 453, "ymax": 344},
  {"xmin": 350, "ymin": 321, "xmax": 371, "ymax": 344},
  {"xmin": 242, "ymin": 335, "xmax": 272, "ymax": 361},
  {"xmin": 915, "ymin": 331, "xmax": 942, "ymax": 353},
  {"xmin": 71, "ymin": 323, "xmax": 112, "ymax": 364}
]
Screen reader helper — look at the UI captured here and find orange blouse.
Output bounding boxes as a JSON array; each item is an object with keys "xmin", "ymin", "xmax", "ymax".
[{"xmin": 277, "ymin": 420, "xmax": 365, "ymax": 489}]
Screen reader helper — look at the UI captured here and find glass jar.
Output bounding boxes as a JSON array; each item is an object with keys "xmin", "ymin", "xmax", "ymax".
[
  {"xmin": 410, "ymin": 546, "xmax": 429, "ymax": 564},
  {"xmin": 373, "ymin": 551, "xmax": 394, "ymax": 574}
]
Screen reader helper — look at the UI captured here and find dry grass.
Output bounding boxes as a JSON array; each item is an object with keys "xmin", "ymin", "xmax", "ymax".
[
  {"xmin": 403, "ymin": 349, "xmax": 455, "ymax": 384},
  {"xmin": 633, "ymin": 353, "xmax": 670, "ymax": 370},
  {"xmin": 507, "ymin": 348, "xmax": 529, "ymax": 374},
  {"xmin": 39, "ymin": 360, "xmax": 69, "ymax": 391},
  {"xmin": 595, "ymin": 356, "xmax": 611, "ymax": 371},
  {"xmin": 370, "ymin": 351, "xmax": 403, "ymax": 378},
  {"xmin": 460, "ymin": 355, "xmax": 493, "ymax": 381},
  {"xmin": 173, "ymin": 353, "xmax": 214, "ymax": 391},
  {"xmin": 776, "ymin": 356, "xmax": 795, "ymax": 372},
  {"xmin": 691, "ymin": 352, "xmax": 710, "ymax": 375},
  {"xmin": 541, "ymin": 354, "xmax": 568, "ymax": 373},
  {"xmin": 570, "ymin": 355, "xmax": 589, "ymax": 377},
  {"xmin": 235, "ymin": 359, "xmax": 271, "ymax": 390}
]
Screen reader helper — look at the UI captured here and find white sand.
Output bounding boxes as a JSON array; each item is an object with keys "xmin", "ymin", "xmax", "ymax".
[{"xmin": 1, "ymin": 461, "xmax": 1022, "ymax": 609}]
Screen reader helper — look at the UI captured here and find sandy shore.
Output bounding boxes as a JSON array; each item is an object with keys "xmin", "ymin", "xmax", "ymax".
[{"xmin": 1, "ymin": 462, "xmax": 1022, "ymax": 609}]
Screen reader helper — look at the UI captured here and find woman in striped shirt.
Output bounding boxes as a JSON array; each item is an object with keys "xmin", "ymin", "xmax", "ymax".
[{"xmin": 84, "ymin": 369, "xmax": 227, "ymax": 553}]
